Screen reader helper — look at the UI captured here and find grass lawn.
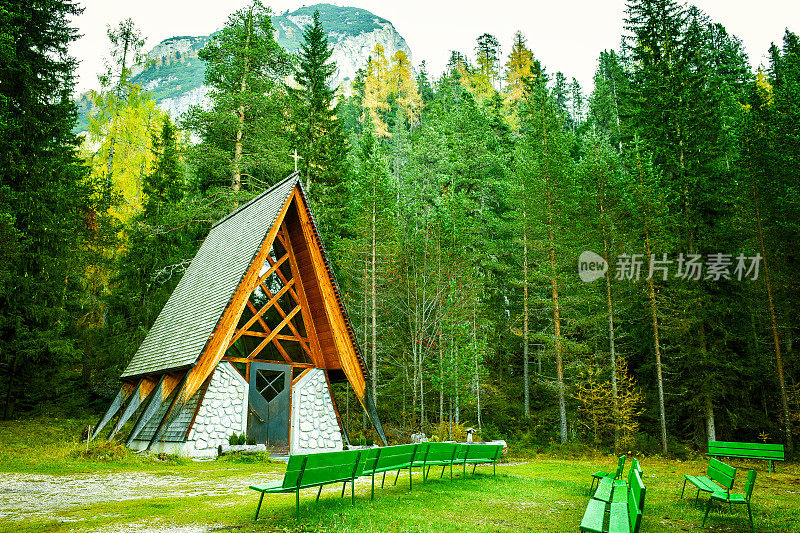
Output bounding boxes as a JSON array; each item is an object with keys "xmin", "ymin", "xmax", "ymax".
[{"xmin": 1, "ymin": 419, "xmax": 798, "ymax": 532}]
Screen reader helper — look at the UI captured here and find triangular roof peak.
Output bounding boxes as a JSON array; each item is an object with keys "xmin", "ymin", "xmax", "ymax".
[
  {"xmin": 122, "ymin": 175, "xmax": 301, "ymax": 378},
  {"xmin": 211, "ymin": 171, "xmax": 301, "ymax": 230}
]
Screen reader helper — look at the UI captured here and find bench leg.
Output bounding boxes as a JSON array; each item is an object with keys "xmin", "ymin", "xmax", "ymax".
[
  {"xmin": 441, "ymin": 465, "xmax": 446, "ymax": 478},
  {"xmin": 316, "ymin": 485, "xmax": 323, "ymax": 503},
  {"xmin": 425, "ymin": 465, "xmax": 431, "ymax": 480},
  {"xmin": 351, "ymin": 476, "xmax": 355, "ymax": 505},
  {"xmin": 254, "ymin": 492, "xmax": 265, "ymax": 520},
  {"xmin": 702, "ymin": 497, "xmax": 713, "ymax": 526},
  {"xmin": 695, "ymin": 488, "xmax": 701, "ymax": 505},
  {"xmin": 382, "ymin": 471, "xmax": 387, "ymax": 489},
  {"xmin": 493, "ymin": 461, "xmax": 496, "ymax": 476},
  {"xmin": 340, "ymin": 481, "xmax": 347, "ymax": 499},
  {"xmin": 747, "ymin": 502, "xmax": 754, "ymax": 533},
  {"xmin": 472, "ymin": 463, "xmax": 477, "ymax": 476},
  {"xmin": 296, "ymin": 489, "xmax": 300, "ymax": 519},
  {"xmin": 371, "ymin": 473, "xmax": 375, "ymax": 501},
  {"xmin": 680, "ymin": 478, "xmax": 686, "ymax": 499},
  {"xmin": 409, "ymin": 466, "xmax": 413, "ymax": 491},
  {"xmin": 394, "ymin": 469, "xmax": 400, "ymax": 486}
]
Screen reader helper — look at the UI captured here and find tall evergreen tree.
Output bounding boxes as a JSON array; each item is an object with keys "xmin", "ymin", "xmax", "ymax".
[
  {"xmin": 292, "ymin": 10, "xmax": 346, "ymax": 193},
  {"xmin": 0, "ymin": 0, "xmax": 114, "ymax": 416},
  {"xmin": 184, "ymin": 0, "xmax": 292, "ymax": 192}
]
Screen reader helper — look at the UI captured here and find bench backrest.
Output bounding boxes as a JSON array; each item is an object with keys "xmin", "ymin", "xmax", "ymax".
[
  {"xmin": 708, "ymin": 441, "xmax": 785, "ymax": 460},
  {"xmin": 281, "ymin": 453, "xmax": 310, "ymax": 489},
  {"xmin": 465, "ymin": 443, "xmax": 504, "ymax": 461},
  {"xmin": 707, "ymin": 457, "xmax": 736, "ymax": 492},
  {"xmin": 411, "ymin": 442, "xmax": 431, "ymax": 465},
  {"xmin": 283, "ymin": 449, "xmax": 362, "ymax": 489},
  {"xmin": 628, "ymin": 469, "xmax": 646, "ymax": 533},
  {"xmin": 362, "ymin": 443, "xmax": 418, "ymax": 474},
  {"xmin": 614, "ymin": 455, "xmax": 626, "ymax": 479},
  {"xmin": 455, "ymin": 443, "xmax": 468, "ymax": 462},
  {"xmin": 424, "ymin": 442, "xmax": 459, "ymax": 463},
  {"xmin": 744, "ymin": 469, "xmax": 757, "ymax": 502}
]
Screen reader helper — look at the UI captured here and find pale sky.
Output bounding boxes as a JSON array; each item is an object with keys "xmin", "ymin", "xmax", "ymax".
[{"xmin": 69, "ymin": 0, "xmax": 800, "ymax": 96}]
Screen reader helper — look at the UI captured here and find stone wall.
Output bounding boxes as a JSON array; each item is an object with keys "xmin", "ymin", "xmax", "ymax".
[
  {"xmin": 185, "ymin": 362, "xmax": 248, "ymax": 457},
  {"xmin": 290, "ymin": 369, "xmax": 343, "ymax": 454}
]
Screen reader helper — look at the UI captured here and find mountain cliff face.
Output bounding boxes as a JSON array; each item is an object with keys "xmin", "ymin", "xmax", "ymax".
[
  {"xmin": 272, "ymin": 4, "xmax": 412, "ymax": 90},
  {"xmin": 78, "ymin": 4, "xmax": 412, "ymax": 129}
]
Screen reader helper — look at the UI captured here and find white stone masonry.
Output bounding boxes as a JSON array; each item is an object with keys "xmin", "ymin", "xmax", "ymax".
[
  {"xmin": 290, "ymin": 369, "xmax": 343, "ymax": 454},
  {"xmin": 186, "ymin": 362, "xmax": 248, "ymax": 457}
]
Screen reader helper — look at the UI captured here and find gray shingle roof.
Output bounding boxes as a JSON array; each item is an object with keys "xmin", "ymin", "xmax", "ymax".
[{"xmin": 121, "ymin": 173, "xmax": 300, "ymax": 379}]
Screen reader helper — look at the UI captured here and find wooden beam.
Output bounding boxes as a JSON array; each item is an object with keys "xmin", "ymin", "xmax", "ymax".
[
  {"xmin": 126, "ymin": 374, "xmax": 167, "ymax": 445},
  {"xmin": 229, "ymin": 279, "xmax": 295, "ymax": 345},
  {"xmin": 281, "ymin": 218, "xmax": 326, "ymax": 368},
  {"xmin": 292, "ymin": 189, "xmax": 366, "ymax": 399},
  {"xmin": 148, "ymin": 372, "xmax": 189, "ymax": 449},
  {"xmin": 256, "ymin": 279, "xmax": 314, "ymax": 361},
  {"xmin": 90, "ymin": 381, "xmax": 137, "ymax": 440},
  {"xmin": 222, "ymin": 356, "xmax": 313, "ymax": 368},
  {"xmin": 247, "ymin": 305, "xmax": 301, "ymax": 359},
  {"xmin": 256, "ymin": 252, "xmax": 289, "ymax": 286},
  {"xmin": 236, "ymin": 331, "xmax": 308, "ymax": 343},
  {"xmin": 241, "ymin": 300, "xmax": 293, "ymax": 363},
  {"xmin": 109, "ymin": 377, "xmax": 157, "ymax": 440},
  {"xmin": 292, "ymin": 368, "xmax": 312, "ymax": 386}
]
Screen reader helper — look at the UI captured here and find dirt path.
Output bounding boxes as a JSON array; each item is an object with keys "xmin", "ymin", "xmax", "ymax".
[{"xmin": 0, "ymin": 469, "xmax": 281, "ymax": 529}]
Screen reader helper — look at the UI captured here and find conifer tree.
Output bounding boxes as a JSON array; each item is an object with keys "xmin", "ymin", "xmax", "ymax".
[
  {"xmin": 0, "ymin": 0, "xmax": 114, "ymax": 416},
  {"xmin": 185, "ymin": 0, "xmax": 292, "ymax": 191},
  {"xmin": 516, "ymin": 78, "xmax": 577, "ymax": 443},
  {"xmin": 291, "ymin": 9, "xmax": 349, "ymax": 243}
]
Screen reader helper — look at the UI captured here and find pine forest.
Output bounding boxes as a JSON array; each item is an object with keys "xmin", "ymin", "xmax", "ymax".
[{"xmin": 3, "ymin": 0, "xmax": 800, "ymax": 460}]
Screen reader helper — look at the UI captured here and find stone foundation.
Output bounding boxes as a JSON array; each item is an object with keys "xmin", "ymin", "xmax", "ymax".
[{"xmin": 290, "ymin": 369, "xmax": 343, "ymax": 454}]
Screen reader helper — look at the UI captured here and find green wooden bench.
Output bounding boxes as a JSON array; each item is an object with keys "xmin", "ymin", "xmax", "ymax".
[
  {"xmin": 593, "ymin": 458, "xmax": 641, "ymax": 506},
  {"xmin": 681, "ymin": 457, "xmax": 735, "ymax": 505},
  {"xmin": 589, "ymin": 455, "xmax": 625, "ymax": 495},
  {"xmin": 249, "ymin": 449, "xmax": 362, "ymax": 519},
  {"xmin": 703, "ymin": 469, "xmax": 757, "ymax": 533},
  {"xmin": 580, "ymin": 464, "xmax": 646, "ymax": 533},
  {"xmin": 418, "ymin": 442, "xmax": 460, "ymax": 481},
  {"xmin": 362, "ymin": 443, "xmax": 420, "ymax": 500},
  {"xmin": 708, "ymin": 440, "xmax": 785, "ymax": 472},
  {"xmin": 452, "ymin": 443, "xmax": 504, "ymax": 477}
]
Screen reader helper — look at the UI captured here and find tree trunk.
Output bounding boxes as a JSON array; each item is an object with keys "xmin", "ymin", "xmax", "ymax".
[
  {"xmin": 753, "ymin": 183, "xmax": 793, "ymax": 456},
  {"xmin": 636, "ymin": 145, "xmax": 668, "ymax": 455},
  {"xmin": 473, "ymin": 298, "xmax": 481, "ymax": 431},
  {"xmin": 523, "ymin": 203, "xmax": 530, "ymax": 418},
  {"xmin": 371, "ymin": 200, "xmax": 377, "ymax": 404},
  {"xmin": 705, "ymin": 395, "xmax": 717, "ymax": 442},
  {"xmin": 645, "ymin": 241, "xmax": 668, "ymax": 455},
  {"xmin": 604, "ymin": 237, "xmax": 619, "ymax": 451},
  {"xmin": 599, "ymin": 190, "xmax": 619, "ymax": 451},
  {"xmin": 3, "ymin": 352, "xmax": 18, "ymax": 420},
  {"xmin": 231, "ymin": 11, "xmax": 253, "ymax": 192},
  {"xmin": 546, "ymin": 187, "xmax": 567, "ymax": 444}
]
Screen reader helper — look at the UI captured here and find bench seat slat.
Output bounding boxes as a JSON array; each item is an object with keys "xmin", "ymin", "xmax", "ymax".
[
  {"xmin": 593, "ymin": 480, "xmax": 613, "ymax": 503},
  {"xmin": 579, "ymin": 498, "xmax": 606, "ymax": 533},
  {"xmin": 609, "ymin": 502, "xmax": 631, "ymax": 533}
]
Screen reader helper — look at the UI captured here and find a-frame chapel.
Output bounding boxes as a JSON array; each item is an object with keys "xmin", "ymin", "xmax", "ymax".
[{"xmin": 92, "ymin": 173, "xmax": 386, "ymax": 457}]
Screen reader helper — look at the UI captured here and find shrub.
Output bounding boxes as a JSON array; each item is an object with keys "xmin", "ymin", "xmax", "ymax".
[
  {"xmin": 228, "ymin": 433, "xmax": 239, "ymax": 445},
  {"xmin": 237, "ymin": 433, "xmax": 247, "ymax": 445}
]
